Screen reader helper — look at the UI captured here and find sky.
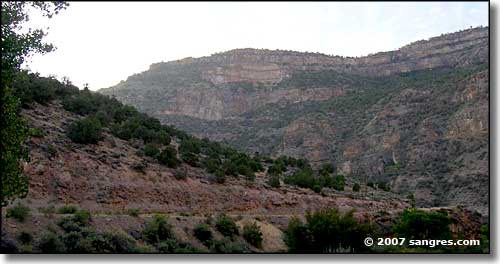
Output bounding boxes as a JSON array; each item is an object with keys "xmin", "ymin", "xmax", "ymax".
[{"xmin": 22, "ymin": 1, "xmax": 489, "ymax": 91}]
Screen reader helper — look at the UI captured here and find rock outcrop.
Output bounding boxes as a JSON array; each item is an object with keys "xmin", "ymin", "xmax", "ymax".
[{"xmin": 99, "ymin": 27, "xmax": 489, "ymax": 215}]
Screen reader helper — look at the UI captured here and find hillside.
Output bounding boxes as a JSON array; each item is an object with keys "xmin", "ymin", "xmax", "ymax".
[
  {"xmin": 1, "ymin": 71, "xmax": 488, "ymax": 253},
  {"xmin": 1, "ymin": 2, "xmax": 490, "ymax": 255},
  {"xmin": 99, "ymin": 27, "xmax": 489, "ymax": 214},
  {"xmin": 18, "ymin": 102, "xmax": 410, "ymax": 215}
]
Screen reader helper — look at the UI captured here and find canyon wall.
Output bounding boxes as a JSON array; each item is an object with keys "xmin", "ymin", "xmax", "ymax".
[{"xmin": 99, "ymin": 27, "xmax": 489, "ymax": 214}]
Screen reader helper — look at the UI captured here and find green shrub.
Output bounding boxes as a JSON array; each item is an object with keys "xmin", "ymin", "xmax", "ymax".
[
  {"xmin": 306, "ymin": 209, "xmax": 373, "ymax": 252},
  {"xmin": 47, "ymin": 144, "xmax": 57, "ymax": 157},
  {"xmin": 181, "ymin": 151, "xmax": 199, "ymax": 167},
  {"xmin": 81, "ymin": 230, "xmax": 138, "ymax": 253},
  {"xmin": 318, "ymin": 173, "xmax": 333, "ymax": 188},
  {"xmin": 127, "ymin": 208, "xmax": 140, "ymax": 217},
  {"xmin": 295, "ymin": 158, "xmax": 310, "ymax": 169},
  {"xmin": 58, "ymin": 217, "xmax": 82, "ymax": 233},
  {"xmin": 222, "ymin": 161, "xmax": 238, "ymax": 176},
  {"xmin": 174, "ymin": 168, "xmax": 187, "ymax": 180},
  {"xmin": 100, "ymin": 231, "xmax": 138, "ymax": 253},
  {"xmin": 391, "ymin": 208, "xmax": 452, "ymax": 241},
  {"xmin": 75, "ymin": 234, "xmax": 98, "ymax": 253},
  {"xmin": 209, "ymin": 238, "xmax": 249, "ymax": 253},
  {"xmin": 131, "ymin": 161, "xmax": 147, "ymax": 174},
  {"xmin": 284, "ymin": 168, "xmax": 316, "ymax": 189},
  {"xmin": 237, "ymin": 164, "xmax": 251, "ymax": 176},
  {"xmin": 193, "ymin": 224, "xmax": 213, "ymax": 246},
  {"xmin": 62, "ymin": 94, "xmax": 98, "ymax": 115},
  {"xmin": 312, "ymin": 184, "xmax": 322, "ymax": 193},
  {"xmin": 157, "ymin": 238, "xmax": 200, "ymax": 253},
  {"xmin": 248, "ymin": 158, "xmax": 264, "ymax": 172},
  {"xmin": 267, "ymin": 165, "xmax": 283, "ymax": 176},
  {"xmin": 143, "ymin": 143, "xmax": 160, "ymax": 158},
  {"xmin": 157, "ymin": 238, "xmax": 180, "ymax": 253},
  {"xmin": 93, "ymin": 110, "xmax": 113, "ymax": 126},
  {"xmin": 179, "ymin": 138, "xmax": 201, "ymax": 154},
  {"xmin": 319, "ymin": 164, "xmax": 334, "ymax": 175},
  {"xmin": 172, "ymin": 242, "xmax": 203, "ymax": 253},
  {"xmin": 29, "ymin": 127, "xmax": 46, "ymax": 138},
  {"xmin": 86, "ymin": 231, "xmax": 112, "ymax": 253},
  {"xmin": 134, "ymin": 244, "xmax": 156, "ymax": 253},
  {"xmin": 215, "ymin": 214, "xmax": 239, "ymax": 238},
  {"xmin": 57, "ymin": 205, "xmax": 78, "ymax": 214},
  {"xmin": 12, "ymin": 71, "xmax": 68, "ymax": 106},
  {"xmin": 243, "ymin": 222, "xmax": 263, "ymax": 248},
  {"xmin": 38, "ymin": 205, "xmax": 56, "ymax": 216},
  {"xmin": 151, "ymin": 130, "xmax": 171, "ymax": 145},
  {"xmin": 352, "ymin": 183, "xmax": 361, "ymax": 192},
  {"xmin": 332, "ymin": 175, "xmax": 345, "ymax": 191},
  {"xmin": 157, "ymin": 146, "xmax": 179, "ymax": 168},
  {"xmin": 201, "ymin": 157, "xmax": 220, "ymax": 173},
  {"xmin": 214, "ymin": 169, "xmax": 226, "ymax": 184},
  {"xmin": 377, "ymin": 181, "xmax": 390, "ymax": 192},
  {"xmin": 61, "ymin": 231, "xmax": 85, "ymax": 253},
  {"xmin": 242, "ymin": 167, "xmax": 256, "ymax": 182},
  {"xmin": 17, "ymin": 231, "xmax": 33, "ymax": 244},
  {"xmin": 479, "ymin": 224, "xmax": 489, "ymax": 253},
  {"xmin": 67, "ymin": 116, "xmax": 102, "ymax": 144},
  {"xmin": 57, "ymin": 209, "xmax": 91, "ymax": 233},
  {"xmin": 110, "ymin": 120, "xmax": 138, "ymax": 140},
  {"xmin": 142, "ymin": 214, "xmax": 174, "ymax": 244},
  {"xmin": 284, "ymin": 217, "xmax": 313, "ymax": 253},
  {"xmin": 38, "ymin": 231, "xmax": 65, "ymax": 253},
  {"xmin": 72, "ymin": 210, "xmax": 91, "ymax": 226},
  {"xmin": 367, "ymin": 181, "xmax": 375, "ymax": 188},
  {"xmin": 267, "ymin": 175, "xmax": 280, "ymax": 188},
  {"xmin": 285, "ymin": 208, "xmax": 374, "ymax": 253},
  {"xmin": 6, "ymin": 204, "xmax": 30, "ymax": 222}
]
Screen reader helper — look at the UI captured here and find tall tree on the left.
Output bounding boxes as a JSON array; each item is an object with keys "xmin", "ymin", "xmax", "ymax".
[{"xmin": 1, "ymin": 1, "xmax": 68, "ymax": 206}]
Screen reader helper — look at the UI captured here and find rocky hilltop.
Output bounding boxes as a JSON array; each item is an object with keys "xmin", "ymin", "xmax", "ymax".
[{"xmin": 99, "ymin": 27, "xmax": 489, "ymax": 214}]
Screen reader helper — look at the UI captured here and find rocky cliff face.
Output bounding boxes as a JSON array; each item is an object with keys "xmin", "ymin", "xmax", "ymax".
[
  {"xmin": 163, "ymin": 26, "xmax": 487, "ymax": 84},
  {"xmin": 99, "ymin": 27, "xmax": 489, "ymax": 214}
]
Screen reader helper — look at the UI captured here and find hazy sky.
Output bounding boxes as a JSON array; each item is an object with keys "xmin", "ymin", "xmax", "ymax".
[{"xmin": 22, "ymin": 2, "xmax": 489, "ymax": 91}]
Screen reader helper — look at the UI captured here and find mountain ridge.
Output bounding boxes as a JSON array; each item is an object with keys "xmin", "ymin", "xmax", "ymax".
[
  {"xmin": 98, "ymin": 27, "xmax": 489, "ymax": 215},
  {"xmin": 145, "ymin": 26, "xmax": 488, "ymax": 69}
]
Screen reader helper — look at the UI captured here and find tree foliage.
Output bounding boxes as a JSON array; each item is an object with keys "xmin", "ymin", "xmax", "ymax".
[
  {"xmin": 67, "ymin": 116, "xmax": 103, "ymax": 144},
  {"xmin": 12, "ymin": 71, "xmax": 78, "ymax": 106},
  {"xmin": 1, "ymin": 1, "xmax": 68, "ymax": 206},
  {"xmin": 242, "ymin": 222, "xmax": 263, "ymax": 248},
  {"xmin": 1, "ymin": 2, "xmax": 68, "ymax": 73},
  {"xmin": 285, "ymin": 208, "xmax": 375, "ymax": 253},
  {"xmin": 157, "ymin": 146, "xmax": 179, "ymax": 168},
  {"xmin": 6, "ymin": 203, "xmax": 30, "ymax": 222},
  {"xmin": 391, "ymin": 208, "xmax": 452, "ymax": 240},
  {"xmin": 215, "ymin": 214, "xmax": 239, "ymax": 238},
  {"xmin": 1, "ymin": 87, "xmax": 29, "ymax": 205},
  {"xmin": 193, "ymin": 224, "xmax": 213, "ymax": 246},
  {"xmin": 142, "ymin": 214, "xmax": 175, "ymax": 245}
]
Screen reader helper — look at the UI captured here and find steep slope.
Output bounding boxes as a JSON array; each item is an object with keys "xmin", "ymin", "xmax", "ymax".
[
  {"xmin": 2, "ymin": 100, "xmax": 412, "ymax": 253},
  {"xmin": 98, "ymin": 27, "xmax": 489, "ymax": 214},
  {"xmin": 20, "ymin": 102, "xmax": 410, "ymax": 215}
]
